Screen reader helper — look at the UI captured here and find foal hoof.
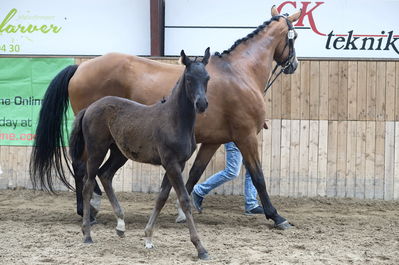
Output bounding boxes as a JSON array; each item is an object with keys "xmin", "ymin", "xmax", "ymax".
[
  {"xmin": 274, "ymin": 220, "xmax": 293, "ymax": 230},
  {"xmin": 83, "ymin": 237, "xmax": 93, "ymax": 244},
  {"xmin": 175, "ymin": 215, "xmax": 187, "ymax": 223},
  {"xmin": 198, "ymin": 251, "xmax": 210, "ymax": 260},
  {"xmin": 145, "ymin": 242, "xmax": 154, "ymax": 249},
  {"xmin": 116, "ymin": 229, "xmax": 125, "ymax": 238}
]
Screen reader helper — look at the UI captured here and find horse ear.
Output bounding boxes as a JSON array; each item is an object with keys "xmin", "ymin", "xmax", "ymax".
[
  {"xmin": 202, "ymin": 47, "xmax": 210, "ymax": 65},
  {"xmin": 271, "ymin": 5, "xmax": 279, "ymax": 17},
  {"xmin": 180, "ymin": 50, "xmax": 191, "ymax": 66},
  {"xmin": 288, "ymin": 8, "xmax": 302, "ymax": 22}
]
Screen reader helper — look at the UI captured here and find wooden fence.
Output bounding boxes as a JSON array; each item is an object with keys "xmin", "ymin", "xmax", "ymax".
[{"xmin": 0, "ymin": 58, "xmax": 398, "ymax": 200}]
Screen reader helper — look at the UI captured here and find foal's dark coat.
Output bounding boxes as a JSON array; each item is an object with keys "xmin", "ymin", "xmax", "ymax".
[{"xmin": 69, "ymin": 49, "xmax": 211, "ymax": 259}]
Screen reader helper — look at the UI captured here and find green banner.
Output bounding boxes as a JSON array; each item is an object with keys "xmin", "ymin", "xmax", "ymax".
[{"xmin": 0, "ymin": 57, "xmax": 74, "ymax": 146}]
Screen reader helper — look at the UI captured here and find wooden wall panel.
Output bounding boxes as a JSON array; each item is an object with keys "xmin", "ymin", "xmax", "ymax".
[
  {"xmin": 328, "ymin": 62, "xmax": 339, "ymax": 121},
  {"xmin": 270, "ymin": 119, "xmax": 281, "ymax": 195},
  {"xmin": 298, "ymin": 120, "xmax": 309, "ymax": 196},
  {"xmin": 338, "ymin": 61, "xmax": 348, "ymax": 121},
  {"xmin": 319, "ymin": 61, "xmax": 330, "ymax": 120},
  {"xmin": 290, "ymin": 64, "xmax": 301, "ymax": 120},
  {"xmin": 327, "ymin": 121, "xmax": 338, "ymax": 197},
  {"xmin": 366, "ymin": 62, "xmax": 377, "ymax": 120},
  {"xmin": 309, "ymin": 61, "xmax": 320, "ymax": 120},
  {"xmin": 317, "ymin": 120, "xmax": 328, "ymax": 196},
  {"xmin": 357, "ymin": 62, "xmax": 368, "ymax": 120},
  {"xmin": 384, "ymin": 122, "xmax": 395, "ymax": 200},
  {"xmin": 279, "ymin": 120, "xmax": 290, "ymax": 196},
  {"xmin": 300, "ymin": 61, "xmax": 310, "ymax": 120},
  {"xmin": 2, "ymin": 57, "xmax": 399, "ymax": 201},
  {"xmin": 345, "ymin": 121, "xmax": 357, "ymax": 197},
  {"xmin": 385, "ymin": 62, "xmax": 395, "ymax": 121},
  {"xmin": 336, "ymin": 121, "xmax": 347, "ymax": 197},
  {"xmin": 289, "ymin": 120, "xmax": 300, "ymax": 196},
  {"xmin": 376, "ymin": 62, "xmax": 386, "ymax": 121},
  {"xmin": 347, "ymin": 61, "xmax": 358, "ymax": 121}
]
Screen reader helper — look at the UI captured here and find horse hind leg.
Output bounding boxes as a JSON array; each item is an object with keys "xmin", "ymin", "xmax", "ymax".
[
  {"xmin": 72, "ymin": 160, "xmax": 85, "ymax": 217},
  {"xmin": 97, "ymin": 145, "xmax": 128, "ymax": 237},
  {"xmin": 144, "ymin": 173, "xmax": 172, "ymax": 249}
]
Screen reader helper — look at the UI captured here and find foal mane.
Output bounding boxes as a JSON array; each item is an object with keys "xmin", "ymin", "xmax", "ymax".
[{"xmin": 214, "ymin": 15, "xmax": 282, "ymax": 57}]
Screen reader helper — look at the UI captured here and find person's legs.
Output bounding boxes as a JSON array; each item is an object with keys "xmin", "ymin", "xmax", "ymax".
[
  {"xmin": 244, "ymin": 168, "xmax": 262, "ymax": 213},
  {"xmin": 193, "ymin": 142, "xmax": 242, "ymax": 210}
]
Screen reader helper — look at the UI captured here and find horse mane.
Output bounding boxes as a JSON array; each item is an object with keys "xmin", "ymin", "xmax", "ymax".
[{"xmin": 214, "ymin": 15, "xmax": 282, "ymax": 57}]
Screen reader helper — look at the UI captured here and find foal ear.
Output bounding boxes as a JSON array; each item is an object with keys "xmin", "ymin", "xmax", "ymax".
[
  {"xmin": 202, "ymin": 47, "xmax": 210, "ymax": 65},
  {"xmin": 271, "ymin": 5, "xmax": 279, "ymax": 17},
  {"xmin": 180, "ymin": 50, "xmax": 191, "ymax": 66},
  {"xmin": 288, "ymin": 8, "xmax": 302, "ymax": 22}
]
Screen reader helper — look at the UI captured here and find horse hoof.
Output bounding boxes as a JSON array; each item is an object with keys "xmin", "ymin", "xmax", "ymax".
[
  {"xmin": 116, "ymin": 229, "xmax": 125, "ymax": 238},
  {"xmin": 83, "ymin": 237, "xmax": 93, "ymax": 244},
  {"xmin": 90, "ymin": 219, "xmax": 97, "ymax": 226},
  {"xmin": 145, "ymin": 242, "xmax": 154, "ymax": 249},
  {"xmin": 274, "ymin": 220, "xmax": 293, "ymax": 230},
  {"xmin": 198, "ymin": 252, "xmax": 210, "ymax": 260},
  {"xmin": 175, "ymin": 215, "xmax": 187, "ymax": 223}
]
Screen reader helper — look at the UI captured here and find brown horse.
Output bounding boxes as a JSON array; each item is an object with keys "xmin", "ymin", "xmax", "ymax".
[
  {"xmin": 69, "ymin": 49, "xmax": 210, "ymax": 259},
  {"xmin": 30, "ymin": 6, "xmax": 301, "ymax": 230}
]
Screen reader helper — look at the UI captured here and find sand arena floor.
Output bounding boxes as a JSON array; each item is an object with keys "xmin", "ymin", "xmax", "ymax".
[{"xmin": 0, "ymin": 189, "xmax": 398, "ymax": 265}]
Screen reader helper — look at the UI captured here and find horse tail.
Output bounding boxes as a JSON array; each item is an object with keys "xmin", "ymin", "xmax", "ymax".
[
  {"xmin": 69, "ymin": 109, "xmax": 87, "ymax": 169},
  {"xmin": 29, "ymin": 65, "xmax": 79, "ymax": 192}
]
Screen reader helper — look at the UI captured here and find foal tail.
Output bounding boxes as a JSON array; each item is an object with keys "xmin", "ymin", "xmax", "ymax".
[
  {"xmin": 29, "ymin": 65, "xmax": 78, "ymax": 192},
  {"xmin": 69, "ymin": 109, "xmax": 87, "ymax": 170}
]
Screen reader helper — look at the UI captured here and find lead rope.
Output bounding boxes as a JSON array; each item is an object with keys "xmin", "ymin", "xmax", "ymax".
[{"xmin": 264, "ymin": 63, "xmax": 284, "ymax": 94}]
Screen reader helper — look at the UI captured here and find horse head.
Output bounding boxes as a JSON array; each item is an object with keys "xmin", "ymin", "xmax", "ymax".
[
  {"xmin": 271, "ymin": 6, "xmax": 302, "ymax": 75},
  {"xmin": 180, "ymin": 47, "xmax": 211, "ymax": 113}
]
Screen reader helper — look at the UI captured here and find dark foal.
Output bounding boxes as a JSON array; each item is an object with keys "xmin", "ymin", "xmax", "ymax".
[{"xmin": 68, "ymin": 48, "xmax": 211, "ymax": 259}]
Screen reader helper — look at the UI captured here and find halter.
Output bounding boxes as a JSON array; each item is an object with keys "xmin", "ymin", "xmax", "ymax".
[{"xmin": 264, "ymin": 15, "xmax": 296, "ymax": 94}]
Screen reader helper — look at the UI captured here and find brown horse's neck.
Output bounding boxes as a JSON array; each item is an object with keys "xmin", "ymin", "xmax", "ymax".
[{"xmin": 217, "ymin": 20, "xmax": 286, "ymax": 91}]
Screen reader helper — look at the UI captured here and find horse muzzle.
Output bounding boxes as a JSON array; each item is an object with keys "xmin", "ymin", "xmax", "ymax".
[
  {"xmin": 283, "ymin": 57, "xmax": 298, "ymax": 74},
  {"xmin": 195, "ymin": 99, "xmax": 208, "ymax": 113}
]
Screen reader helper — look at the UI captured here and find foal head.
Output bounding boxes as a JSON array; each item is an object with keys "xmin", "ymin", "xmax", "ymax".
[
  {"xmin": 180, "ymin": 48, "xmax": 211, "ymax": 113},
  {"xmin": 271, "ymin": 6, "xmax": 302, "ymax": 74}
]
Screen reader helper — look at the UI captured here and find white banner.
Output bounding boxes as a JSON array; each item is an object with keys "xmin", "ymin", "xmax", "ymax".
[
  {"xmin": 0, "ymin": 0, "xmax": 150, "ymax": 56},
  {"xmin": 165, "ymin": 0, "xmax": 399, "ymax": 59}
]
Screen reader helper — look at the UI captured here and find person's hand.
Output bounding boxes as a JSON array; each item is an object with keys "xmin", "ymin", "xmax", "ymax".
[{"xmin": 263, "ymin": 120, "xmax": 269, "ymax": 129}]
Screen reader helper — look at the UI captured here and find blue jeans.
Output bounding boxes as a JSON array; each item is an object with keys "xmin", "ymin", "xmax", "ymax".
[{"xmin": 193, "ymin": 142, "xmax": 260, "ymax": 211}]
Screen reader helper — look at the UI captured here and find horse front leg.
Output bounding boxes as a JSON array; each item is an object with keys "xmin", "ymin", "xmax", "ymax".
[
  {"xmin": 176, "ymin": 143, "xmax": 220, "ymax": 223},
  {"xmin": 235, "ymin": 135, "xmax": 292, "ymax": 230},
  {"xmin": 166, "ymin": 162, "xmax": 209, "ymax": 260},
  {"xmin": 144, "ymin": 173, "xmax": 172, "ymax": 249}
]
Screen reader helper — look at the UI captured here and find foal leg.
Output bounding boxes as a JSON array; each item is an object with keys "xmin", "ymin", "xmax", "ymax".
[
  {"xmin": 235, "ymin": 135, "xmax": 292, "ymax": 230},
  {"xmin": 97, "ymin": 145, "xmax": 128, "ymax": 237},
  {"xmin": 144, "ymin": 174, "xmax": 172, "ymax": 248},
  {"xmin": 82, "ymin": 156, "xmax": 106, "ymax": 243},
  {"xmin": 166, "ymin": 163, "xmax": 209, "ymax": 260},
  {"xmin": 82, "ymin": 142, "xmax": 108, "ymax": 243},
  {"xmin": 176, "ymin": 143, "xmax": 220, "ymax": 223},
  {"xmin": 72, "ymin": 160, "xmax": 98, "ymax": 225}
]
